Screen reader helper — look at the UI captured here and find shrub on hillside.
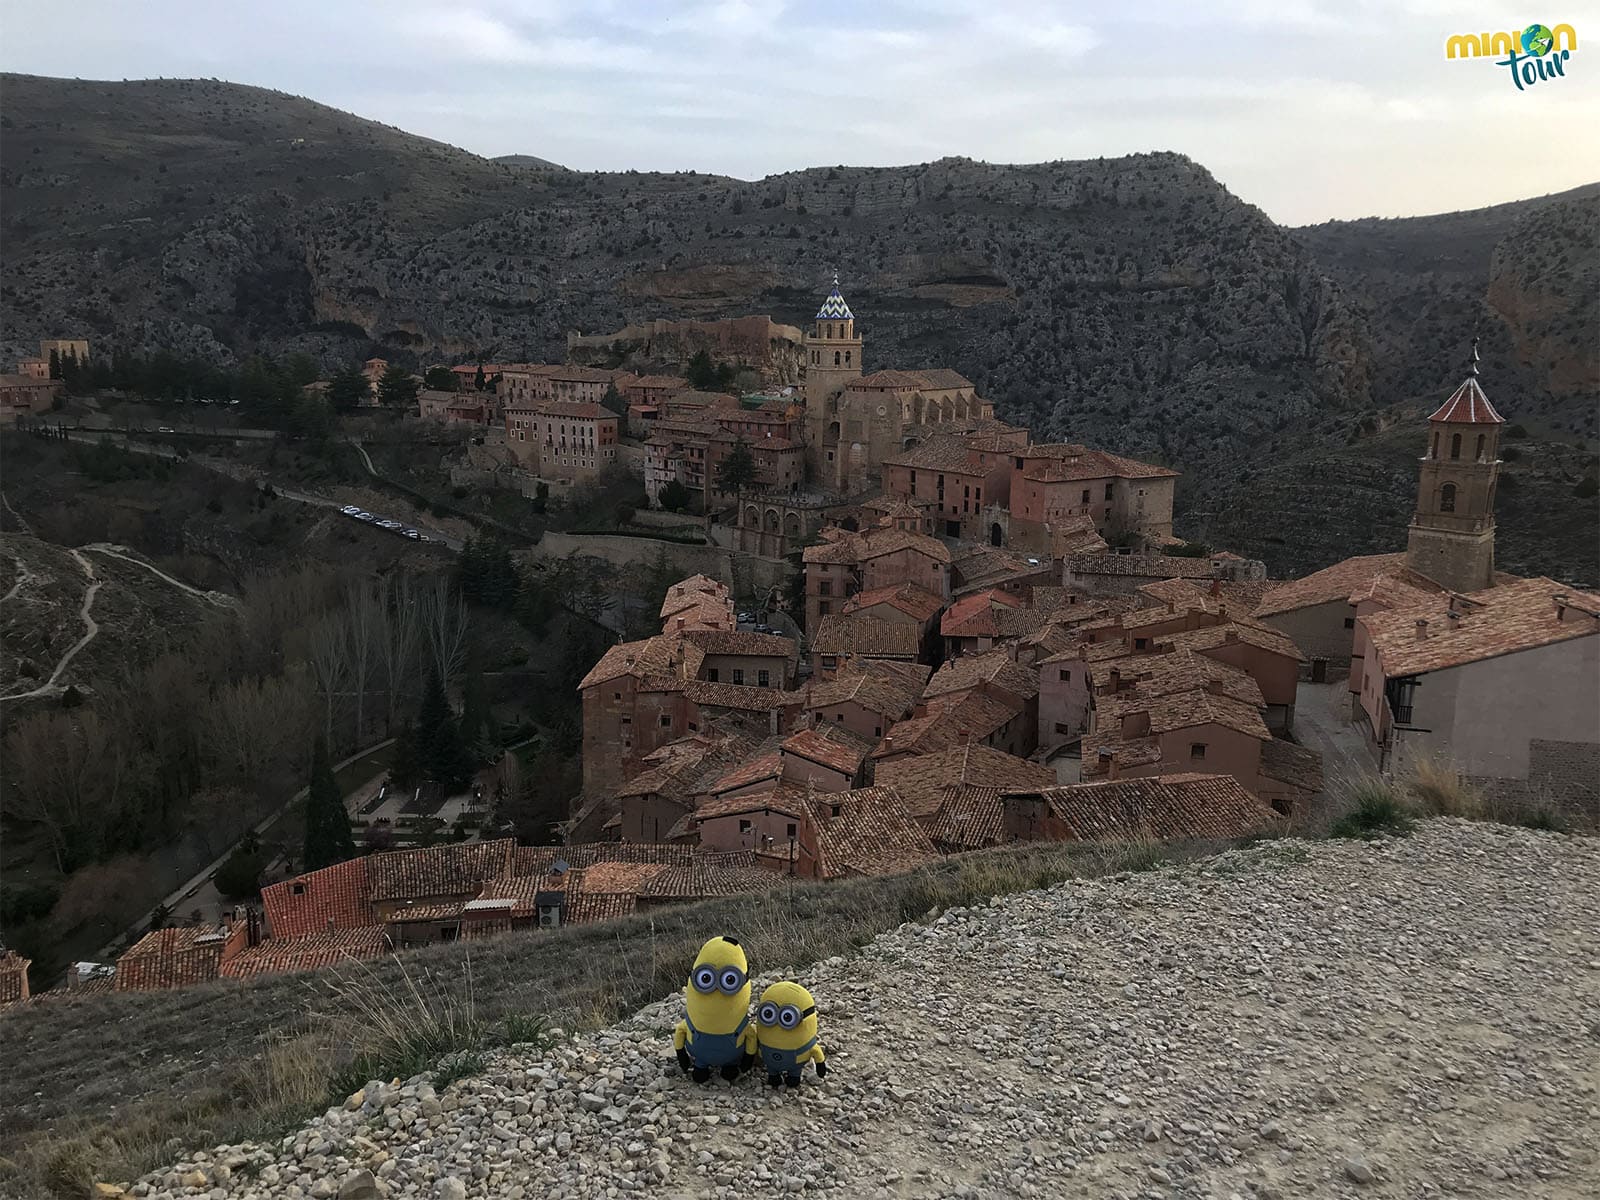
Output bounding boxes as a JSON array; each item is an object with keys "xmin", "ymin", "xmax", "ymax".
[
  {"xmin": 1403, "ymin": 756, "xmax": 1483, "ymax": 819},
  {"xmin": 214, "ymin": 846, "xmax": 267, "ymax": 900},
  {"xmin": 1329, "ymin": 779, "xmax": 1413, "ymax": 839}
]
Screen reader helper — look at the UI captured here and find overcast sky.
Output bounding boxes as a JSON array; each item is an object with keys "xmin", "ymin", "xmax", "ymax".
[{"xmin": 3, "ymin": 0, "xmax": 1596, "ymax": 224}]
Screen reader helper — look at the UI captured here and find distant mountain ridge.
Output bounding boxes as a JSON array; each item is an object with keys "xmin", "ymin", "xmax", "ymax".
[{"xmin": 1, "ymin": 74, "xmax": 1594, "ymax": 579}]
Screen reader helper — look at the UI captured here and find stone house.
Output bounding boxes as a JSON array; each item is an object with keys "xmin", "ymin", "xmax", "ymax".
[
  {"xmin": 684, "ymin": 629, "xmax": 796, "ymax": 690},
  {"xmin": 992, "ymin": 775, "xmax": 1279, "ymax": 845},
  {"xmin": 1007, "ymin": 444, "xmax": 1178, "ymax": 552},
  {"xmin": 881, "ymin": 429, "xmax": 1027, "ymax": 541},
  {"xmin": 803, "ymin": 658, "xmax": 930, "ymax": 743},
  {"xmin": 0, "ymin": 948, "xmax": 32, "ymax": 1005},
  {"xmin": 505, "ymin": 399, "xmax": 619, "ymax": 485},
  {"xmin": 1357, "ymin": 579, "xmax": 1600, "ymax": 811},
  {"xmin": 802, "ymin": 523, "xmax": 953, "ymax": 633},
  {"xmin": 0, "ymin": 374, "xmax": 61, "ymax": 424},
  {"xmin": 114, "ymin": 922, "xmax": 250, "ymax": 991},
  {"xmin": 874, "ymin": 743, "xmax": 1055, "ymax": 823}
]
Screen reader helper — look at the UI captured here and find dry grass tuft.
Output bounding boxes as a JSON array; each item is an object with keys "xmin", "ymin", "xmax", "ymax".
[{"xmin": 1403, "ymin": 756, "xmax": 1484, "ymax": 818}]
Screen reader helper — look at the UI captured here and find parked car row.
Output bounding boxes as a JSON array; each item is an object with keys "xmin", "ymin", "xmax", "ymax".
[{"xmin": 339, "ymin": 504, "xmax": 431, "ymax": 541}]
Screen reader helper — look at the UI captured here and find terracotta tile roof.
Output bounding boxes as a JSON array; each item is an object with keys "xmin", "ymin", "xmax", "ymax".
[
  {"xmin": 639, "ymin": 857, "xmax": 777, "ymax": 900},
  {"xmin": 115, "ymin": 925, "xmax": 242, "ymax": 991},
  {"xmin": 660, "ymin": 598, "xmax": 736, "ymax": 633},
  {"xmin": 1018, "ymin": 445, "xmax": 1178, "ymax": 481},
  {"xmin": 923, "ymin": 650, "xmax": 1039, "ymax": 703},
  {"xmin": 684, "ymin": 629, "xmax": 794, "ymax": 658},
  {"xmin": 367, "ymin": 839, "xmax": 519, "ymax": 904},
  {"xmin": 1097, "ymin": 686, "xmax": 1272, "ymax": 741},
  {"xmin": 1346, "ymin": 567, "xmax": 1444, "ymax": 609},
  {"xmin": 924, "ymin": 784, "xmax": 1009, "ymax": 850},
  {"xmin": 1255, "ymin": 553, "xmax": 1412, "ymax": 617},
  {"xmin": 875, "ymin": 744, "xmax": 1056, "ymax": 819},
  {"xmin": 813, "ymin": 612, "xmax": 922, "ymax": 658},
  {"xmin": 843, "ymin": 582, "xmax": 946, "ymax": 623},
  {"xmin": 881, "ymin": 432, "xmax": 991, "ymax": 472},
  {"xmin": 578, "ymin": 634, "xmax": 704, "ymax": 691},
  {"xmin": 805, "ymin": 785, "xmax": 939, "ymax": 878},
  {"xmin": 221, "ymin": 928, "xmax": 391, "ymax": 980},
  {"xmin": 263, "ymin": 857, "xmax": 373, "ymax": 939},
  {"xmin": 931, "ymin": 690, "xmax": 1025, "ymax": 739},
  {"xmin": 913, "ymin": 367, "xmax": 975, "ymax": 391},
  {"xmin": 1364, "ymin": 577, "xmax": 1600, "ymax": 678},
  {"xmin": 577, "ymin": 861, "xmax": 670, "ymax": 894},
  {"xmin": 1079, "ymin": 731, "xmax": 1165, "ymax": 772},
  {"xmin": 806, "ymin": 658, "xmax": 930, "ymax": 719},
  {"xmin": 940, "ymin": 588, "xmax": 1023, "ymax": 638},
  {"xmin": 848, "ymin": 369, "xmax": 930, "ymax": 390},
  {"xmin": 512, "ymin": 843, "xmax": 696, "ymax": 873},
  {"xmin": 661, "ymin": 575, "xmax": 728, "ymax": 615},
  {"xmin": 950, "ymin": 544, "xmax": 1050, "ymax": 592},
  {"xmin": 626, "ymin": 373, "xmax": 687, "ymax": 390},
  {"xmin": 707, "ymin": 750, "xmax": 785, "ymax": 794},
  {"xmin": 861, "ymin": 495, "xmax": 926, "ymax": 518},
  {"xmin": 693, "ymin": 783, "xmax": 810, "ymax": 823},
  {"xmin": 0, "ymin": 950, "xmax": 30, "ymax": 1004},
  {"xmin": 781, "ymin": 726, "xmax": 870, "ymax": 776},
  {"xmin": 1139, "ymin": 576, "xmax": 1279, "ymax": 613},
  {"xmin": 1004, "ymin": 774, "xmax": 1279, "ymax": 841},
  {"xmin": 1067, "ymin": 553, "xmax": 1218, "ymax": 580},
  {"xmin": 1429, "ymin": 376, "xmax": 1504, "ymax": 424},
  {"xmin": 1091, "ymin": 648, "xmax": 1265, "ymax": 709},
  {"xmin": 1260, "ymin": 738, "xmax": 1325, "ymax": 797},
  {"xmin": 1050, "ymin": 516, "xmax": 1110, "ymax": 557},
  {"xmin": 803, "ymin": 525, "xmax": 952, "ymax": 565},
  {"xmin": 383, "ymin": 901, "xmax": 467, "ymax": 923},
  {"xmin": 1158, "ymin": 621, "xmax": 1305, "ymax": 664},
  {"xmin": 566, "ymin": 892, "xmax": 639, "ymax": 924},
  {"xmin": 680, "ymin": 679, "xmax": 794, "ymax": 711}
]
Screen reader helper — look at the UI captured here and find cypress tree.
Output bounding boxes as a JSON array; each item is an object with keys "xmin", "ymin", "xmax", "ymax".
[
  {"xmin": 418, "ymin": 670, "xmax": 472, "ymax": 792},
  {"xmin": 302, "ymin": 734, "xmax": 356, "ymax": 871}
]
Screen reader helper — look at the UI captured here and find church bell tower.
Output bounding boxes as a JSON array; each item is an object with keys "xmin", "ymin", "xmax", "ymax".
[
  {"xmin": 802, "ymin": 274, "xmax": 863, "ymax": 482},
  {"xmin": 1405, "ymin": 341, "xmax": 1503, "ymax": 593}
]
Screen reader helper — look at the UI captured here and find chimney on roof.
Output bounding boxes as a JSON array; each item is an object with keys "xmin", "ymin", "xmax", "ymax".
[
  {"xmin": 1415, "ymin": 618, "xmax": 1429, "ymax": 640},
  {"xmin": 1165, "ymin": 600, "xmax": 1175, "ymax": 614},
  {"xmin": 1553, "ymin": 593, "xmax": 1569, "ymax": 621},
  {"xmin": 1108, "ymin": 667, "xmax": 1122, "ymax": 692},
  {"xmin": 1206, "ymin": 678, "xmax": 1225, "ymax": 696},
  {"xmin": 1223, "ymin": 627, "xmax": 1239, "ymax": 644},
  {"xmin": 1097, "ymin": 748, "xmax": 1119, "ymax": 780},
  {"xmin": 1210, "ymin": 578, "xmax": 1221, "ymax": 597}
]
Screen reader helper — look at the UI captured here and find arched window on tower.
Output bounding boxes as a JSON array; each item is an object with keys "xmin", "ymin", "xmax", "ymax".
[
  {"xmin": 834, "ymin": 351, "xmax": 841, "ymax": 366},
  {"xmin": 1450, "ymin": 433, "xmax": 1462, "ymax": 459},
  {"xmin": 844, "ymin": 350, "xmax": 851, "ymax": 366},
  {"xmin": 1475, "ymin": 433, "xmax": 1486, "ymax": 460},
  {"xmin": 828, "ymin": 323, "xmax": 834, "ymax": 339},
  {"xmin": 1431, "ymin": 432, "xmax": 1439, "ymax": 459},
  {"xmin": 1440, "ymin": 483, "xmax": 1457, "ymax": 512}
]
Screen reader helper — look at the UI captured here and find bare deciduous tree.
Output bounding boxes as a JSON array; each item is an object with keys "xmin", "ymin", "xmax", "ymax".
[
  {"xmin": 307, "ymin": 614, "xmax": 351, "ymax": 742},
  {"xmin": 377, "ymin": 572, "xmax": 423, "ymax": 731},
  {"xmin": 419, "ymin": 573, "xmax": 468, "ymax": 685},
  {"xmin": 343, "ymin": 580, "xmax": 382, "ymax": 743}
]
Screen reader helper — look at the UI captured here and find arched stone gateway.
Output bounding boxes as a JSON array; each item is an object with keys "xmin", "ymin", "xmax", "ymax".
[
  {"xmin": 764, "ymin": 508, "xmax": 781, "ymax": 532},
  {"xmin": 990, "ymin": 522, "xmax": 1005, "ymax": 547}
]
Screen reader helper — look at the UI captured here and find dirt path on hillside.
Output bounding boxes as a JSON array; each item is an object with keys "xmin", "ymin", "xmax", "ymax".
[
  {"xmin": 82, "ymin": 542, "xmax": 240, "ymax": 609},
  {"xmin": 0, "ymin": 548, "xmax": 101, "ymax": 703}
]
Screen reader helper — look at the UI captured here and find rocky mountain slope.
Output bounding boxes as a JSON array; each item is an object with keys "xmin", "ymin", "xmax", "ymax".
[
  {"xmin": 117, "ymin": 821, "xmax": 1599, "ymax": 1200},
  {"xmin": 2, "ymin": 75, "xmax": 1594, "ymax": 578}
]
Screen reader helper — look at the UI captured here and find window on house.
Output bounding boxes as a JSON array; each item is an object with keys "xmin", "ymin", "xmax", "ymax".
[
  {"xmin": 1450, "ymin": 433, "xmax": 1462, "ymax": 459},
  {"xmin": 291, "ymin": 883, "xmax": 306, "ymax": 896},
  {"xmin": 706, "ymin": 668, "xmax": 719, "ymax": 682},
  {"xmin": 1134, "ymin": 637, "xmax": 1148, "ymax": 650},
  {"xmin": 1105, "ymin": 483, "xmax": 1114, "ymax": 500},
  {"xmin": 818, "ymin": 600, "xmax": 831, "ymax": 615},
  {"xmin": 819, "ymin": 580, "xmax": 832, "ymax": 596},
  {"xmin": 613, "ymin": 692, "xmax": 621, "ymax": 701},
  {"xmin": 1190, "ymin": 743, "xmax": 1207, "ymax": 760},
  {"xmin": 1081, "ymin": 489, "xmax": 1090, "ymax": 503},
  {"xmin": 834, "ymin": 351, "xmax": 841, "ymax": 366},
  {"xmin": 739, "ymin": 819, "xmax": 752, "ymax": 833},
  {"xmin": 1344, "ymin": 617, "xmax": 1356, "ymax": 629},
  {"xmin": 787, "ymin": 823, "xmax": 797, "ymax": 837},
  {"xmin": 821, "ymin": 655, "xmax": 837, "ymax": 669},
  {"xmin": 835, "ymin": 713, "xmax": 844, "ymax": 722},
  {"xmin": 874, "ymin": 726, "xmax": 882, "ymax": 737},
  {"xmin": 1055, "ymin": 722, "xmax": 1071, "ymax": 734},
  {"xmin": 732, "ymin": 669, "xmax": 745, "ymax": 685},
  {"xmin": 620, "ymin": 715, "xmax": 631, "ymax": 725},
  {"xmin": 1059, "ymin": 669, "xmax": 1071, "ymax": 682},
  {"xmin": 659, "ymin": 715, "xmax": 671, "ymax": 727},
  {"xmin": 758, "ymin": 670, "xmax": 770, "ymax": 688}
]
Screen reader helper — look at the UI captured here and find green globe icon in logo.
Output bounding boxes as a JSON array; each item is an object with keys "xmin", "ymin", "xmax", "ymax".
[{"xmin": 1521, "ymin": 23, "xmax": 1554, "ymax": 55}]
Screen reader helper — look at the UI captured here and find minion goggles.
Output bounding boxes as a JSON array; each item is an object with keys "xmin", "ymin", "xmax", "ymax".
[
  {"xmin": 757, "ymin": 1001, "xmax": 816, "ymax": 1029},
  {"xmin": 691, "ymin": 964, "xmax": 748, "ymax": 994}
]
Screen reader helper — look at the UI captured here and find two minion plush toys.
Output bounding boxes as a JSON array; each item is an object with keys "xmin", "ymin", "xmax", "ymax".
[{"xmin": 673, "ymin": 936, "xmax": 828, "ymax": 1088}]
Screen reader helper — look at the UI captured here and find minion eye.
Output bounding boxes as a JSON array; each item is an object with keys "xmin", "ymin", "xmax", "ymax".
[
  {"xmin": 758, "ymin": 1003, "xmax": 779, "ymax": 1024},
  {"xmin": 719, "ymin": 968, "xmax": 744, "ymax": 993},
  {"xmin": 779, "ymin": 1006, "xmax": 799, "ymax": 1028},
  {"xmin": 692, "ymin": 966, "xmax": 717, "ymax": 992}
]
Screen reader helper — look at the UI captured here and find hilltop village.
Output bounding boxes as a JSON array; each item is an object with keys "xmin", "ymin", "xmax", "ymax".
[{"xmin": 2, "ymin": 284, "xmax": 1596, "ymax": 1009}]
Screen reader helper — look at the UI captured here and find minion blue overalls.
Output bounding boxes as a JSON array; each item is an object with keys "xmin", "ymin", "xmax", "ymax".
[
  {"xmin": 685, "ymin": 1013, "xmax": 751, "ymax": 1069},
  {"xmin": 760, "ymin": 1037, "xmax": 818, "ymax": 1080}
]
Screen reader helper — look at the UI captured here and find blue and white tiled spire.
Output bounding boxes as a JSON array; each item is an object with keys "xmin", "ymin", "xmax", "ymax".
[{"xmin": 815, "ymin": 271, "xmax": 854, "ymax": 320}]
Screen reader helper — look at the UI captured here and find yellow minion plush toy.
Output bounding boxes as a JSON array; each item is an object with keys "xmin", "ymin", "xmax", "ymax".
[
  {"xmin": 754, "ymin": 981, "xmax": 828, "ymax": 1088},
  {"xmin": 673, "ymin": 935, "xmax": 756, "ymax": 1082}
]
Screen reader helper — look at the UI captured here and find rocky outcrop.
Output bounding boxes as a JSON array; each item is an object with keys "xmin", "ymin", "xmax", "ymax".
[{"xmin": 567, "ymin": 315, "xmax": 806, "ymax": 384}]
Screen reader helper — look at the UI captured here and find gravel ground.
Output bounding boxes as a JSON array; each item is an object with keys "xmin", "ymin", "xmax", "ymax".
[{"xmin": 124, "ymin": 821, "xmax": 1599, "ymax": 1200}]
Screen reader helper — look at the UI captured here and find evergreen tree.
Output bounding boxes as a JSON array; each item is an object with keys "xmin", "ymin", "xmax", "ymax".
[
  {"xmin": 714, "ymin": 439, "xmax": 757, "ymax": 499},
  {"xmin": 473, "ymin": 363, "xmax": 486, "ymax": 392},
  {"xmin": 302, "ymin": 734, "xmax": 356, "ymax": 871},
  {"xmin": 685, "ymin": 350, "xmax": 717, "ymax": 390},
  {"xmin": 378, "ymin": 364, "xmax": 420, "ymax": 409},
  {"xmin": 423, "ymin": 366, "xmax": 457, "ymax": 391},
  {"xmin": 48, "ymin": 348, "xmax": 61, "ymax": 379},
  {"xmin": 417, "ymin": 670, "xmax": 473, "ymax": 792},
  {"xmin": 658, "ymin": 478, "xmax": 692, "ymax": 513},
  {"xmin": 327, "ymin": 366, "xmax": 370, "ymax": 411},
  {"xmin": 389, "ymin": 722, "xmax": 421, "ymax": 789},
  {"xmin": 600, "ymin": 382, "xmax": 628, "ymax": 437}
]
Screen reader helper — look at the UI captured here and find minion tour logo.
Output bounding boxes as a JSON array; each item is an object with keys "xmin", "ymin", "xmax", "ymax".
[{"xmin": 1446, "ymin": 23, "xmax": 1578, "ymax": 90}]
